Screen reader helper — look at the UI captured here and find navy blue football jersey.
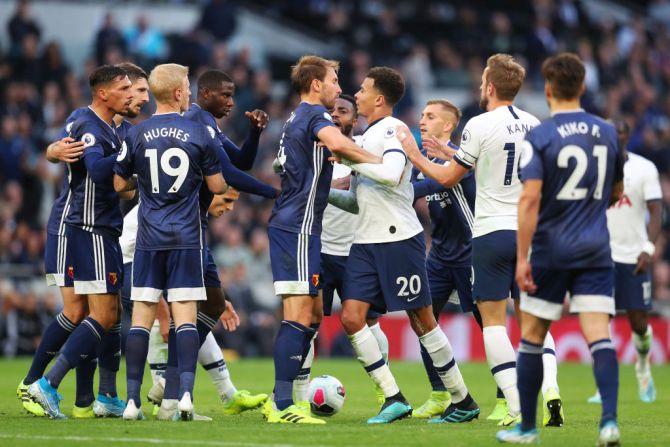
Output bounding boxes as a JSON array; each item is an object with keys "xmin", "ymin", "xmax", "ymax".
[
  {"xmin": 64, "ymin": 107, "xmax": 124, "ymax": 237},
  {"xmin": 520, "ymin": 110, "xmax": 624, "ymax": 269},
  {"xmin": 412, "ymin": 142, "xmax": 476, "ymax": 267},
  {"xmin": 114, "ymin": 113, "xmax": 221, "ymax": 251},
  {"xmin": 269, "ymin": 102, "xmax": 336, "ymax": 235}
]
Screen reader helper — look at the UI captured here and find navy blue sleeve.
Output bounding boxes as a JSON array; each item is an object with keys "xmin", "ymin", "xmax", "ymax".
[
  {"xmin": 220, "ymin": 127, "xmax": 261, "ymax": 171},
  {"xmin": 85, "ymin": 151, "xmax": 118, "ymax": 183},
  {"xmin": 113, "ymin": 138, "xmax": 134, "ymax": 179},
  {"xmin": 413, "ymin": 178, "xmax": 447, "ymax": 199},
  {"xmin": 217, "ymin": 146, "xmax": 277, "ymax": 199}
]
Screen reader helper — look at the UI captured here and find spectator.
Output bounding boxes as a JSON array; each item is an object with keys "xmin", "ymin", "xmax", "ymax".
[
  {"xmin": 94, "ymin": 12, "xmax": 127, "ymax": 65},
  {"xmin": 7, "ymin": 0, "xmax": 41, "ymax": 53},
  {"xmin": 124, "ymin": 15, "xmax": 168, "ymax": 66}
]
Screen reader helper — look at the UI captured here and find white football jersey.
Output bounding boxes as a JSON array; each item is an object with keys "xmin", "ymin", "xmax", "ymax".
[
  {"xmin": 119, "ymin": 204, "xmax": 138, "ymax": 264},
  {"xmin": 321, "ymin": 160, "xmax": 357, "ymax": 256},
  {"xmin": 354, "ymin": 116, "xmax": 423, "ymax": 244},
  {"xmin": 455, "ymin": 105, "xmax": 540, "ymax": 238},
  {"xmin": 607, "ymin": 153, "xmax": 662, "ymax": 264}
]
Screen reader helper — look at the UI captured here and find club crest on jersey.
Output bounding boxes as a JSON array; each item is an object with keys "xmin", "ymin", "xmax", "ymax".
[
  {"xmin": 67, "ymin": 266, "xmax": 74, "ymax": 279},
  {"xmin": 312, "ymin": 273, "xmax": 320, "ymax": 287},
  {"xmin": 81, "ymin": 133, "xmax": 96, "ymax": 148},
  {"xmin": 385, "ymin": 127, "xmax": 395, "ymax": 138},
  {"xmin": 108, "ymin": 272, "xmax": 118, "ymax": 285},
  {"xmin": 206, "ymin": 125, "xmax": 216, "ymax": 139}
]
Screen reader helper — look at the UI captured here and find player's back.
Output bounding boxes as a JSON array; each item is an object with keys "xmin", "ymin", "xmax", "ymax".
[
  {"xmin": 123, "ymin": 113, "xmax": 220, "ymax": 251},
  {"xmin": 355, "ymin": 116, "xmax": 423, "ymax": 244},
  {"xmin": 521, "ymin": 110, "xmax": 621, "ymax": 269},
  {"xmin": 269, "ymin": 102, "xmax": 335, "ymax": 236},
  {"xmin": 456, "ymin": 105, "xmax": 540, "ymax": 237}
]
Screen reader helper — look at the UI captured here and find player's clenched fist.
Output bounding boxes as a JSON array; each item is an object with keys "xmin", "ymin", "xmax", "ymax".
[{"xmin": 245, "ymin": 109, "xmax": 269, "ymax": 129}]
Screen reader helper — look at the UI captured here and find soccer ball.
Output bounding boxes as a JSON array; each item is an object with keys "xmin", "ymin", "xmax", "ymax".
[{"xmin": 308, "ymin": 375, "xmax": 345, "ymax": 416}]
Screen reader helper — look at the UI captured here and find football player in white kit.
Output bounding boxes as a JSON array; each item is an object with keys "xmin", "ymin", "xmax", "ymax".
[
  {"xmin": 328, "ymin": 67, "xmax": 478, "ymax": 425},
  {"xmin": 397, "ymin": 54, "xmax": 563, "ymax": 427},
  {"xmin": 588, "ymin": 121, "xmax": 662, "ymax": 404}
]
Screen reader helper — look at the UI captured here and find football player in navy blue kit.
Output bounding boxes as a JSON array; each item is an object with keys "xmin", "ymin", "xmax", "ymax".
[
  {"xmin": 265, "ymin": 55, "xmax": 380, "ymax": 424},
  {"xmin": 114, "ymin": 63, "xmax": 228, "ymax": 421},
  {"xmin": 409, "ymin": 100, "xmax": 477, "ymax": 419},
  {"xmin": 28, "ymin": 65, "xmax": 133, "ymax": 419},
  {"xmin": 497, "ymin": 53, "xmax": 624, "ymax": 445}
]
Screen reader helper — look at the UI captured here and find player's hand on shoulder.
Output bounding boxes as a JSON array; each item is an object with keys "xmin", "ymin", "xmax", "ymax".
[
  {"xmin": 245, "ymin": 109, "xmax": 270, "ymax": 130},
  {"xmin": 50, "ymin": 137, "xmax": 85, "ymax": 163},
  {"xmin": 395, "ymin": 125, "xmax": 420, "ymax": 158},
  {"xmin": 423, "ymin": 136, "xmax": 456, "ymax": 160},
  {"xmin": 515, "ymin": 258, "xmax": 536, "ymax": 294}
]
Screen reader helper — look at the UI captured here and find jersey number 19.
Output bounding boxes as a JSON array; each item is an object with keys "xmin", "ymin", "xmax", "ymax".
[{"xmin": 146, "ymin": 148, "xmax": 190, "ymax": 193}]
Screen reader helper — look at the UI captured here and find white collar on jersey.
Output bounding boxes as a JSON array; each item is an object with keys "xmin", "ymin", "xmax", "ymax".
[
  {"xmin": 153, "ymin": 111, "xmax": 182, "ymax": 116},
  {"xmin": 550, "ymin": 108, "xmax": 585, "ymax": 116}
]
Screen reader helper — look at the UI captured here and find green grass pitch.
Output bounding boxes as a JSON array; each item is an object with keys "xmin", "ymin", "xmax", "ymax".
[{"xmin": 0, "ymin": 358, "xmax": 667, "ymax": 447}]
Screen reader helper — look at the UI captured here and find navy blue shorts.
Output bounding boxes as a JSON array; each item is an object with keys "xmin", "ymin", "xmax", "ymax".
[
  {"xmin": 321, "ymin": 252, "xmax": 380, "ymax": 318},
  {"xmin": 342, "ymin": 233, "xmax": 431, "ymax": 314},
  {"xmin": 520, "ymin": 266, "xmax": 615, "ymax": 321},
  {"xmin": 614, "ymin": 262, "xmax": 652, "ymax": 311},
  {"xmin": 426, "ymin": 256, "xmax": 474, "ymax": 313},
  {"xmin": 45, "ymin": 232, "xmax": 72, "ymax": 287},
  {"xmin": 203, "ymin": 246, "xmax": 222, "ymax": 289},
  {"xmin": 131, "ymin": 248, "xmax": 206, "ymax": 303},
  {"xmin": 65, "ymin": 225, "xmax": 122, "ymax": 295},
  {"xmin": 268, "ymin": 227, "xmax": 321, "ymax": 296},
  {"xmin": 472, "ymin": 230, "xmax": 519, "ymax": 302}
]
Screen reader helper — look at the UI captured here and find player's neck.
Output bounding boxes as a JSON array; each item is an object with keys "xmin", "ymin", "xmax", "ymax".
[
  {"xmin": 155, "ymin": 103, "xmax": 181, "ymax": 115},
  {"xmin": 300, "ymin": 92, "xmax": 323, "ymax": 106},
  {"xmin": 89, "ymin": 101, "xmax": 116, "ymax": 125},
  {"xmin": 486, "ymin": 98, "xmax": 513, "ymax": 112},
  {"xmin": 365, "ymin": 107, "xmax": 392, "ymax": 125},
  {"xmin": 549, "ymin": 98, "xmax": 582, "ymax": 114},
  {"xmin": 113, "ymin": 115, "xmax": 124, "ymax": 126}
]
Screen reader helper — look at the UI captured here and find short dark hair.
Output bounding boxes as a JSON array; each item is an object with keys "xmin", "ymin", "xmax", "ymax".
[
  {"xmin": 116, "ymin": 62, "xmax": 147, "ymax": 82},
  {"xmin": 338, "ymin": 94, "xmax": 357, "ymax": 115},
  {"xmin": 197, "ymin": 69, "xmax": 233, "ymax": 93},
  {"xmin": 541, "ymin": 53, "xmax": 585, "ymax": 101},
  {"xmin": 366, "ymin": 67, "xmax": 405, "ymax": 106},
  {"xmin": 89, "ymin": 65, "xmax": 128, "ymax": 90},
  {"xmin": 290, "ymin": 55, "xmax": 340, "ymax": 94}
]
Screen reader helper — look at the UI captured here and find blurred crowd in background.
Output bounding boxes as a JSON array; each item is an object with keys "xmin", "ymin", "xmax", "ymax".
[{"xmin": 1, "ymin": 0, "xmax": 670, "ymax": 357}]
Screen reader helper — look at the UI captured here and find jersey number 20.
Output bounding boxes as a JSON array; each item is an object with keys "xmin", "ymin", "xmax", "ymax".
[
  {"xmin": 556, "ymin": 144, "xmax": 607, "ymax": 200},
  {"xmin": 146, "ymin": 148, "xmax": 190, "ymax": 193}
]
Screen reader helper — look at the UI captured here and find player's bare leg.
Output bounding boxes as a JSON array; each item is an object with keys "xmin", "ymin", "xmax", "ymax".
[
  {"xmin": 19, "ymin": 287, "xmax": 88, "ymax": 416},
  {"xmin": 407, "ymin": 306, "xmax": 479, "ymax": 423},
  {"xmin": 627, "ymin": 309, "xmax": 655, "ymax": 402},
  {"xmin": 478, "ymin": 299, "xmax": 520, "ymax": 425}
]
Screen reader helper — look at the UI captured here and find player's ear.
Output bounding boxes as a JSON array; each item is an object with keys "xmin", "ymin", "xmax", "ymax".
[{"xmin": 544, "ymin": 81, "xmax": 552, "ymax": 101}]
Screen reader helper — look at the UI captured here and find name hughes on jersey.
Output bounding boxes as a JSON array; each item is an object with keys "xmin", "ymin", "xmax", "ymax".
[
  {"xmin": 556, "ymin": 121, "xmax": 602, "ymax": 139},
  {"xmin": 143, "ymin": 127, "xmax": 190, "ymax": 142}
]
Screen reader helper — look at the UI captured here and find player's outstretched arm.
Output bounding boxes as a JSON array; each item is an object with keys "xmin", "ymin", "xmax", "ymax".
[
  {"xmin": 113, "ymin": 173, "xmax": 136, "ymax": 192},
  {"xmin": 45, "ymin": 137, "xmax": 85, "ymax": 163},
  {"xmin": 205, "ymin": 172, "xmax": 228, "ymax": 195},
  {"xmin": 396, "ymin": 125, "xmax": 467, "ymax": 188},
  {"xmin": 328, "ymin": 174, "xmax": 359, "ymax": 214},
  {"xmin": 342, "ymin": 151, "xmax": 406, "ymax": 187},
  {"xmin": 317, "ymin": 126, "xmax": 381, "ymax": 164},
  {"xmin": 516, "ymin": 179, "xmax": 542, "ymax": 294}
]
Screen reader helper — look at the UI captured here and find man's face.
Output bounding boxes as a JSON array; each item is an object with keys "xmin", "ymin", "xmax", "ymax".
[
  {"xmin": 479, "ymin": 67, "xmax": 491, "ymax": 111},
  {"xmin": 419, "ymin": 104, "xmax": 451, "ymax": 140},
  {"xmin": 616, "ymin": 122, "xmax": 630, "ymax": 150},
  {"xmin": 354, "ymin": 77, "xmax": 378, "ymax": 118},
  {"xmin": 207, "ymin": 82, "xmax": 235, "ymax": 119},
  {"xmin": 123, "ymin": 77, "xmax": 149, "ymax": 118},
  {"xmin": 330, "ymin": 97, "xmax": 356, "ymax": 136},
  {"xmin": 104, "ymin": 75, "xmax": 133, "ymax": 115},
  {"xmin": 208, "ymin": 187, "xmax": 240, "ymax": 217},
  {"xmin": 177, "ymin": 76, "xmax": 191, "ymax": 112},
  {"xmin": 318, "ymin": 67, "xmax": 342, "ymax": 110}
]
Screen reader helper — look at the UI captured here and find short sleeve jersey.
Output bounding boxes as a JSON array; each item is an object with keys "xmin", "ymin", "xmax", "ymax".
[
  {"xmin": 269, "ymin": 102, "xmax": 336, "ymax": 235},
  {"xmin": 454, "ymin": 105, "xmax": 540, "ymax": 238},
  {"xmin": 520, "ymin": 109, "xmax": 623, "ymax": 269},
  {"xmin": 607, "ymin": 153, "xmax": 662, "ymax": 263},
  {"xmin": 114, "ymin": 113, "xmax": 221, "ymax": 251},
  {"xmin": 64, "ymin": 107, "xmax": 124, "ymax": 237}
]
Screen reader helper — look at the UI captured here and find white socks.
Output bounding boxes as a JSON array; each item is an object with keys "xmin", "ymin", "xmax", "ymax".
[
  {"xmin": 148, "ymin": 322, "xmax": 168, "ymax": 386},
  {"xmin": 419, "ymin": 326, "xmax": 468, "ymax": 402},
  {"xmin": 349, "ymin": 325, "xmax": 400, "ymax": 397},
  {"xmin": 293, "ymin": 331, "xmax": 316, "ymax": 402},
  {"xmin": 541, "ymin": 331, "xmax": 559, "ymax": 396},
  {"xmin": 483, "ymin": 325, "xmax": 520, "ymax": 416},
  {"xmin": 368, "ymin": 322, "xmax": 389, "ymax": 363},
  {"xmin": 198, "ymin": 332, "xmax": 236, "ymax": 401},
  {"xmin": 633, "ymin": 325, "xmax": 653, "ymax": 371}
]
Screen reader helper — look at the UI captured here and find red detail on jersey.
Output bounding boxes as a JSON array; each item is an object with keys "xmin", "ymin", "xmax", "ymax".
[
  {"xmin": 108, "ymin": 272, "xmax": 118, "ymax": 285},
  {"xmin": 313, "ymin": 388, "xmax": 325, "ymax": 406},
  {"xmin": 614, "ymin": 194, "xmax": 632, "ymax": 208},
  {"xmin": 312, "ymin": 274, "xmax": 320, "ymax": 288},
  {"xmin": 67, "ymin": 266, "xmax": 74, "ymax": 279}
]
